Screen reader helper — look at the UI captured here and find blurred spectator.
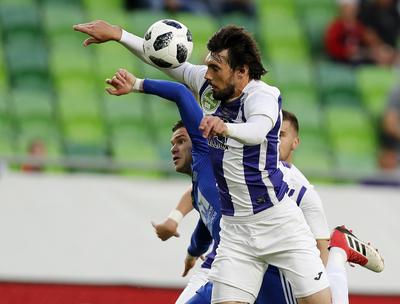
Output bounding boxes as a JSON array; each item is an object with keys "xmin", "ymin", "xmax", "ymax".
[
  {"xmin": 21, "ymin": 139, "xmax": 47, "ymax": 172},
  {"xmin": 217, "ymin": 0, "xmax": 256, "ymax": 17},
  {"xmin": 325, "ymin": 0, "xmax": 394, "ymax": 65},
  {"xmin": 358, "ymin": 0, "xmax": 400, "ymax": 64},
  {"xmin": 124, "ymin": 0, "xmax": 161, "ymax": 10},
  {"xmin": 162, "ymin": 0, "xmax": 212, "ymax": 14},
  {"xmin": 359, "ymin": 0, "xmax": 400, "ymax": 48},
  {"xmin": 378, "ymin": 86, "xmax": 400, "ymax": 171}
]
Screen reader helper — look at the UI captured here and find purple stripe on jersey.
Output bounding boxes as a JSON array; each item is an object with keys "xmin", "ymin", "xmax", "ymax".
[
  {"xmin": 281, "ymin": 161, "xmax": 291, "ymax": 168},
  {"xmin": 243, "ymin": 145, "xmax": 274, "ymax": 214},
  {"xmin": 208, "ymin": 95, "xmax": 243, "ymax": 216},
  {"xmin": 296, "ymin": 186, "xmax": 307, "ymax": 206},
  {"xmin": 268, "ymin": 169, "xmax": 289, "ymax": 201},
  {"xmin": 241, "ymin": 102, "xmax": 247, "ymax": 122},
  {"xmin": 288, "ymin": 188, "xmax": 295, "ymax": 197},
  {"xmin": 265, "ymin": 96, "xmax": 288, "ymax": 201},
  {"xmin": 199, "ymin": 80, "xmax": 210, "ymax": 98},
  {"xmin": 265, "ymin": 116, "xmax": 281, "ymax": 171},
  {"xmin": 209, "ymin": 146, "xmax": 234, "ymax": 216},
  {"xmin": 213, "ymin": 97, "xmax": 243, "ymax": 123}
]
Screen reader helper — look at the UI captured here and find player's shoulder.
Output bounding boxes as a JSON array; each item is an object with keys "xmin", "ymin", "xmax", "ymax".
[
  {"xmin": 244, "ymin": 79, "xmax": 281, "ymax": 100},
  {"xmin": 290, "ymin": 164, "xmax": 311, "ymax": 186}
]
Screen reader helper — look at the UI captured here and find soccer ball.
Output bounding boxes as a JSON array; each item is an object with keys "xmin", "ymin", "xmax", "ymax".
[{"xmin": 143, "ymin": 19, "xmax": 193, "ymax": 69}]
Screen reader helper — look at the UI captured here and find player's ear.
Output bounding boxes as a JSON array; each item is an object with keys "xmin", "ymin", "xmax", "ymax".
[
  {"xmin": 236, "ymin": 65, "xmax": 248, "ymax": 78},
  {"xmin": 292, "ymin": 136, "xmax": 300, "ymax": 151}
]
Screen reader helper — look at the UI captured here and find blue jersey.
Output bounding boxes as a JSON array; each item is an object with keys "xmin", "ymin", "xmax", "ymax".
[{"xmin": 143, "ymin": 79, "xmax": 221, "ymax": 266}]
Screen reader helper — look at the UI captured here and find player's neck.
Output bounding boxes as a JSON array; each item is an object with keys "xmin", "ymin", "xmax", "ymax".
[
  {"xmin": 284, "ymin": 154, "xmax": 293, "ymax": 165},
  {"xmin": 227, "ymin": 78, "xmax": 250, "ymax": 102}
]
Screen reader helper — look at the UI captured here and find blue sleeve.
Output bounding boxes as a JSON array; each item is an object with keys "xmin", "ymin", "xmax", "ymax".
[
  {"xmin": 187, "ymin": 218, "xmax": 213, "ymax": 257},
  {"xmin": 143, "ymin": 79, "xmax": 208, "ymax": 153}
]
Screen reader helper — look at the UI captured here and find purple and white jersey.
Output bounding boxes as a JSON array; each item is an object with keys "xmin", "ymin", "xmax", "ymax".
[
  {"xmin": 280, "ymin": 161, "xmax": 330, "ymax": 239},
  {"xmin": 167, "ymin": 63, "xmax": 288, "ymax": 216}
]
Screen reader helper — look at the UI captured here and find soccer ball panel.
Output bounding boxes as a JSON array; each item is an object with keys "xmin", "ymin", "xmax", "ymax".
[{"xmin": 143, "ymin": 19, "xmax": 193, "ymax": 69}]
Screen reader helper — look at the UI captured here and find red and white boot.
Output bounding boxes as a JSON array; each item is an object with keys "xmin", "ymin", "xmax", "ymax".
[{"xmin": 329, "ymin": 225, "xmax": 384, "ymax": 273}]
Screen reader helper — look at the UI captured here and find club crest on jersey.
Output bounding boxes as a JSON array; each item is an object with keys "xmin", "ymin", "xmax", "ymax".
[
  {"xmin": 200, "ymin": 87, "xmax": 220, "ymax": 114},
  {"xmin": 209, "ymin": 135, "xmax": 228, "ymax": 150}
]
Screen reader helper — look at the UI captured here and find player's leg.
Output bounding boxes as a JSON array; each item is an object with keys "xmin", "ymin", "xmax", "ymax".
[
  {"xmin": 268, "ymin": 197, "xmax": 331, "ymax": 304},
  {"xmin": 208, "ymin": 216, "xmax": 267, "ymax": 304},
  {"xmin": 175, "ymin": 268, "xmax": 210, "ymax": 304},
  {"xmin": 326, "ymin": 225, "xmax": 384, "ymax": 304},
  {"xmin": 326, "ymin": 246, "xmax": 349, "ymax": 304}
]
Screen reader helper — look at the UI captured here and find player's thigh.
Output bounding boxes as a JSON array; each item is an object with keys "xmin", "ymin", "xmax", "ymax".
[
  {"xmin": 297, "ymin": 287, "xmax": 331, "ymax": 304},
  {"xmin": 176, "ymin": 268, "xmax": 210, "ymax": 304},
  {"xmin": 270, "ymin": 245, "xmax": 329, "ymax": 300},
  {"xmin": 265, "ymin": 203, "xmax": 329, "ymax": 299},
  {"xmin": 212, "ymin": 281, "xmax": 256, "ymax": 304},
  {"xmin": 208, "ymin": 220, "xmax": 267, "ymax": 299}
]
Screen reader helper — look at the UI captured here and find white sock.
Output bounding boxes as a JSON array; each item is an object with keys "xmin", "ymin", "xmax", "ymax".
[{"xmin": 326, "ymin": 247, "xmax": 349, "ymax": 304}]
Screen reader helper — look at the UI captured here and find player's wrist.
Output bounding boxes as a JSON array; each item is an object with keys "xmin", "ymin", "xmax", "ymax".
[
  {"xmin": 131, "ymin": 78, "xmax": 144, "ymax": 92},
  {"xmin": 167, "ymin": 209, "xmax": 183, "ymax": 225},
  {"xmin": 119, "ymin": 29, "xmax": 129, "ymax": 43}
]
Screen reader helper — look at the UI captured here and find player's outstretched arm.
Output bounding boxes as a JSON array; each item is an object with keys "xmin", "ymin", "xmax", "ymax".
[
  {"xmin": 151, "ymin": 187, "xmax": 194, "ymax": 241},
  {"xmin": 74, "ymin": 20, "xmax": 206, "ymax": 92},
  {"xmin": 106, "ymin": 68, "xmax": 205, "ymax": 146},
  {"xmin": 73, "ymin": 20, "xmax": 122, "ymax": 46}
]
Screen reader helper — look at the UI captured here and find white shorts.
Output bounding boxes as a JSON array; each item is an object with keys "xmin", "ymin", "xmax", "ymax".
[
  {"xmin": 175, "ymin": 267, "xmax": 210, "ymax": 304},
  {"xmin": 208, "ymin": 196, "xmax": 329, "ymax": 302}
]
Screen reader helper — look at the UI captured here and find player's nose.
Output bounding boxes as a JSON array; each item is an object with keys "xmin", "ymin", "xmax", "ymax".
[{"xmin": 204, "ymin": 69, "xmax": 212, "ymax": 81}]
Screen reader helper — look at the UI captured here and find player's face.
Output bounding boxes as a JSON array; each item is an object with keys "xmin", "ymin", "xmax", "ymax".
[
  {"xmin": 279, "ymin": 120, "xmax": 299, "ymax": 162},
  {"xmin": 170, "ymin": 127, "xmax": 192, "ymax": 175},
  {"xmin": 204, "ymin": 50, "xmax": 236, "ymax": 101}
]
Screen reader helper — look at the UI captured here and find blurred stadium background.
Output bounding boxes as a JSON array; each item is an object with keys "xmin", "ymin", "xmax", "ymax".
[{"xmin": 0, "ymin": 0, "xmax": 399, "ymax": 303}]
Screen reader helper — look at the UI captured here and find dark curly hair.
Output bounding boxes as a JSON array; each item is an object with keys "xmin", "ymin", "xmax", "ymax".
[{"xmin": 207, "ymin": 25, "xmax": 267, "ymax": 80}]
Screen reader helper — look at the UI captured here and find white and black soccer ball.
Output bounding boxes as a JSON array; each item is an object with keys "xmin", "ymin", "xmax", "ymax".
[{"xmin": 143, "ymin": 19, "xmax": 193, "ymax": 69}]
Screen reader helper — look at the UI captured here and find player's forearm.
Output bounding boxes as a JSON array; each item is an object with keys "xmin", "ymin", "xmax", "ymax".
[
  {"xmin": 119, "ymin": 29, "xmax": 188, "ymax": 83},
  {"xmin": 143, "ymin": 79, "xmax": 207, "ymax": 150},
  {"xmin": 187, "ymin": 220, "xmax": 213, "ymax": 257},
  {"xmin": 176, "ymin": 187, "xmax": 194, "ymax": 216},
  {"xmin": 226, "ymin": 115, "xmax": 273, "ymax": 145},
  {"xmin": 119, "ymin": 30, "xmax": 149, "ymax": 63}
]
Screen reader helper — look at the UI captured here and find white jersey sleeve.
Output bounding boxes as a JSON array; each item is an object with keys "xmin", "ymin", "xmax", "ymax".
[
  {"xmin": 282, "ymin": 163, "xmax": 330, "ymax": 240},
  {"xmin": 222, "ymin": 81, "xmax": 279, "ymax": 145},
  {"xmin": 119, "ymin": 30, "xmax": 207, "ymax": 93},
  {"xmin": 243, "ymin": 86, "xmax": 280, "ymax": 126},
  {"xmin": 300, "ymin": 185, "xmax": 330, "ymax": 240}
]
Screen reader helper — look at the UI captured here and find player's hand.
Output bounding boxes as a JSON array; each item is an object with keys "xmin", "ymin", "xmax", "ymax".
[
  {"xmin": 151, "ymin": 219, "xmax": 180, "ymax": 241},
  {"xmin": 73, "ymin": 20, "xmax": 122, "ymax": 46},
  {"xmin": 106, "ymin": 68, "xmax": 136, "ymax": 96},
  {"xmin": 182, "ymin": 253, "xmax": 203, "ymax": 277},
  {"xmin": 199, "ymin": 115, "xmax": 228, "ymax": 139}
]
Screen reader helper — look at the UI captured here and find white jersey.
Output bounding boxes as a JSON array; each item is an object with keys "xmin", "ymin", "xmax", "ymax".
[
  {"xmin": 118, "ymin": 35, "xmax": 288, "ymax": 216},
  {"xmin": 280, "ymin": 161, "xmax": 330, "ymax": 239},
  {"xmin": 167, "ymin": 63, "xmax": 288, "ymax": 217}
]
